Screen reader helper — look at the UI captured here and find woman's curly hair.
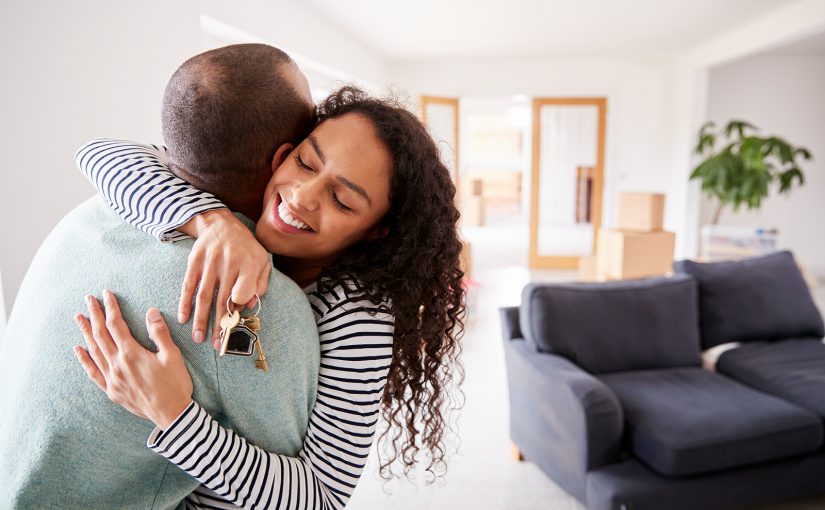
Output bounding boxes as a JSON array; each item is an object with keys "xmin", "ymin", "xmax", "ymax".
[{"xmin": 314, "ymin": 86, "xmax": 466, "ymax": 481}]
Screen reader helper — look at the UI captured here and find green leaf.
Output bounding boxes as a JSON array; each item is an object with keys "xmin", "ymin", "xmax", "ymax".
[
  {"xmin": 794, "ymin": 146, "xmax": 812, "ymax": 161},
  {"xmin": 778, "ymin": 173, "xmax": 792, "ymax": 194},
  {"xmin": 779, "ymin": 167, "xmax": 804, "ymax": 193},
  {"xmin": 695, "ymin": 122, "xmax": 717, "ymax": 154},
  {"xmin": 724, "ymin": 120, "xmax": 757, "ymax": 139}
]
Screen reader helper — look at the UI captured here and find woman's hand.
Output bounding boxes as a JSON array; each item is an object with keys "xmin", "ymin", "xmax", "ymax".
[
  {"xmin": 178, "ymin": 209, "xmax": 271, "ymax": 346},
  {"xmin": 73, "ymin": 290, "xmax": 193, "ymax": 430}
]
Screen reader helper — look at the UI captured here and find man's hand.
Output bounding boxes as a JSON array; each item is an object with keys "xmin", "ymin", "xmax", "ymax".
[
  {"xmin": 74, "ymin": 290, "xmax": 193, "ymax": 430},
  {"xmin": 178, "ymin": 209, "xmax": 271, "ymax": 346}
]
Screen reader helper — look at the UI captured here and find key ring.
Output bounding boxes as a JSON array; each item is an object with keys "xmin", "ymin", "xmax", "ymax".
[{"xmin": 226, "ymin": 294, "xmax": 262, "ymax": 316}]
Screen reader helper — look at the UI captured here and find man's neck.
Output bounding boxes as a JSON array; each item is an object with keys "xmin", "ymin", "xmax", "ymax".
[{"xmin": 169, "ymin": 162, "xmax": 263, "ymax": 220}]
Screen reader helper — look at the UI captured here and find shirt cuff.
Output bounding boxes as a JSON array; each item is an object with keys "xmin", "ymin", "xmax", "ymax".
[
  {"xmin": 155, "ymin": 204, "xmax": 229, "ymax": 243},
  {"xmin": 147, "ymin": 400, "xmax": 200, "ymax": 450}
]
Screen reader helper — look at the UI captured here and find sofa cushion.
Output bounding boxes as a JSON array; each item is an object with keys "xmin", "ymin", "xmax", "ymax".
[
  {"xmin": 717, "ymin": 339, "xmax": 825, "ymax": 418},
  {"xmin": 599, "ymin": 367, "xmax": 822, "ymax": 477},
  {"xmin": 674, "ymin": 251, "xmax": 824, "ymax": 349},
  {"xmin": 519, "ymin": 276, "xmax": 701, "ymax": 374}
]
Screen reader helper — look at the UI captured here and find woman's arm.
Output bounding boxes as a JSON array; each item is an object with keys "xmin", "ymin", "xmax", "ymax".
[
  {"xmin": 75, "ymin": 138, "xmax": 271, "ymax": 341},
  {"xmin": 74, "ymin": 289, "xmax": 394, "ymax": 510},
  {"xmin": 75, "ymin": 138, "xmax": 227, "ymax": 242}
]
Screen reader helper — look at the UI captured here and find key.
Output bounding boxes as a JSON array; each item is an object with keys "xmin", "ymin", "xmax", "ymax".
[
  {"xmin": 241, "ymin": 316, "xmax": 261, "ymax": 332},
  {"xmin": 219, "ymin": 310, "xmax": 240, "ymax": 356},
  {"xmin": 254, "ymin": 338, "xmax": 269, "ymax": 372}
]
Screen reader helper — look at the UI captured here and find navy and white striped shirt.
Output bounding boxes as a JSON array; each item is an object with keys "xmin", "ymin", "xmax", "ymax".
[{"xmin": 75, "ymin": 139, "xmax": 395, "ymax": 510}]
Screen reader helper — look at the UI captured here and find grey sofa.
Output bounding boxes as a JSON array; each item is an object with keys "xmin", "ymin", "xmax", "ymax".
[{"xmin": 502, "ymin": 251, "xmax": 825, "ymax": 510}]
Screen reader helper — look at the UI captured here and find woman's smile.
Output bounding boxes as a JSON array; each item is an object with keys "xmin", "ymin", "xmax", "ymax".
[{"xmin": 271, "ymin": 193, "xmax": 315, "ymax": 234}]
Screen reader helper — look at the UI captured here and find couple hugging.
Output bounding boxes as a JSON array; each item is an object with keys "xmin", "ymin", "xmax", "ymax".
[{"xmin": 0, "ymin": 43, "xmax": 464, "ymax": 509}]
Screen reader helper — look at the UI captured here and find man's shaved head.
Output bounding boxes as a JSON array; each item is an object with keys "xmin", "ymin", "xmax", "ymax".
[{"xmin": 161, "ymin": 43, "xmax": 314, "ymax": 211}]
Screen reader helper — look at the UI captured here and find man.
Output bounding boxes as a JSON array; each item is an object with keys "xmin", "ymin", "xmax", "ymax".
[{"xmin": 0, "ymin": 44, "xmax": 319, "ymax": 509}]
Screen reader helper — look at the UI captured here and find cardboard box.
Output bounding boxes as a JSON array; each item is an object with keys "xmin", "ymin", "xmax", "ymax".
[
  {"xmin": 461, "ymin": 195, "xmax": 485, "ymax": 227},
  {"xmin": 578, "ymin": 255, "xmax": 599, "ymax": 282},
  {"xmin": 597, "ymin": 228, "xmax": 675, "ymax": 280},
  {"xmin": 460, "ymin": 240, "xmax": 472, "ymax": 280},
  {"xmin": 618, "ymin": 192, "xmax": 665, "ymax": 232}
]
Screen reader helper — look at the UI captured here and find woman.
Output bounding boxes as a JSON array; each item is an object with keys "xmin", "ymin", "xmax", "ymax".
[{"xmin": 73, "ymin": 86, "xmax": 465, "ymax": 509}]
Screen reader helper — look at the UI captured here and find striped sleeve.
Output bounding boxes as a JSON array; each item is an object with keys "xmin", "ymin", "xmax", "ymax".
[
  {"xmin": 149, "ymin": 286, "xmax": 394, "ymax": 510},
  {"xmin": 74, "ymin": 138, "xmax": 227, "ymax": 242}
]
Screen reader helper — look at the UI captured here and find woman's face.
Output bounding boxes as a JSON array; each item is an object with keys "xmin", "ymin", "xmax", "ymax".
[{"xmin": 256, "ymin": 113, "xmax": 392, "ymax": 263}]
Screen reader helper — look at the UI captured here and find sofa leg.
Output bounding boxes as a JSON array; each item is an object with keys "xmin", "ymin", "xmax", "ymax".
[{"xmin": 511, "ymin": 443, "xmax": 524, "ymax": 461}]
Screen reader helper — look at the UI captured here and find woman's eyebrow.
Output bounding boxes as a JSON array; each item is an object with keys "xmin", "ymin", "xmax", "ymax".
[
  {"xmin": 308, "ymin": 135, "xmax": 326, "ymax": 163},
  {"xmin": 336, "ymin": 176, "xmax": 372, "ymax": 205}
]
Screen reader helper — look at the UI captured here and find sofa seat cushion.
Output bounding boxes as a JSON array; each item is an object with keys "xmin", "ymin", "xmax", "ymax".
[
  {"xmin": 717, "ymin": 339, "xmax": 825, "ymax": 418},
  {"xmin": 599, "ymin": 367, "xmax": 822, "ymax": 477}
]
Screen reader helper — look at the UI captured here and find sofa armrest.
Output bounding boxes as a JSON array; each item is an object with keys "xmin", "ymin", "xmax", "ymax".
[
  {"xmin": 500, "ymin": 306, "xmax": 522, "ymax": 341},
  {"xmin": 504, "ymin": 338, "xmax": 624, "ymax": 501}
]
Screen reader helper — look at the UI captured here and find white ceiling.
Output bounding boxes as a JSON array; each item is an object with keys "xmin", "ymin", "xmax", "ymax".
[{"xmin": 303, "ymin": 0, "xmax": 791, "ymax": 60}]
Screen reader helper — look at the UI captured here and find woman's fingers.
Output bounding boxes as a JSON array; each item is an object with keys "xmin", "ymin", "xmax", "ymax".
[
  {"xmin": 145, "ymin": 308, "xmax": 179, "ymax": 361},
  {"xmin": 256, "ymin": 265, "xmax": 270, "ymax": 300},
  {"xmin": 178, "ymin": 253, "xmax": 202, "ymax": 324},
  {"xmin": 73, "ymin": 345, "xmax": 107, "ymax": 392},
  {"xmin": 212, "ymin": 284, "xmax": 231, "ymax": 346},
  {"xmin": 101, "ymin": 290, "xmax": 137, "ymax": 351},
  {"xmin": 191, "ymin": 264, "xmax": 217, "ymax": 343},
  {"xmin": 75, "ymin": 313, "xmax": 109, "ymax": 375},
  {"xmin": 231, "ymin": 271, "xmax": 258, "ymax": 309},
  {"xmin": 84, "ymin": 295, "xmax": 117, "ymax": 361}
]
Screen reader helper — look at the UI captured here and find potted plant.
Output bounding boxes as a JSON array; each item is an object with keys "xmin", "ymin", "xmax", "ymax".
[
  {"xmin": 691, "ymin": 120, "xmax": 811, "ymax": 223},
  {"xmin": 690, "ymin": 120, "xmax": 812, "ymax": 259}
]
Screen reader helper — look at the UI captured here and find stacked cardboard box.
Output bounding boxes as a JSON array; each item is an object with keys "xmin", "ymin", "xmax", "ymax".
[
  {"xmin": 581, "ymin": 193, "xmax": 675, "ymax": 281},
  {"xmin": 461, "ymin": 178, "xmax": 486, "ymax": 227}
]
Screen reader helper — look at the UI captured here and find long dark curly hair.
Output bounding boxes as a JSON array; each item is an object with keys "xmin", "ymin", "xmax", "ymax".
[{"xmin": 314, "ymin": 86, "xmax": 466, "ymax": 481}]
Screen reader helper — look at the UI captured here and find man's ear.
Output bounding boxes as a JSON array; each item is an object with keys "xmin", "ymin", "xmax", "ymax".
[{"xmin": 270, "ymin": 143, "xmax": 295, "ymax": 173}]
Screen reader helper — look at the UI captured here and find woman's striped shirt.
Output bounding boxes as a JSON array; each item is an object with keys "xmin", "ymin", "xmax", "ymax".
[{"xmin": 75, "ymin": 139, "xmax": 395, "ymax": 510}]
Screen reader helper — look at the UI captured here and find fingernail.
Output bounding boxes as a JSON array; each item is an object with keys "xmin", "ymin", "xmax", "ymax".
[
  {"xmin": 103, "ymin": 289, "xmax": 112, "ymax": 300},
  {"xmin": 193, "ymin": 329, "xmax": 204, "ymax": 342},
  {"xmin": 212, "ymin": 338, "xmax": 220, "ymax": 350},
  {"xmin": 178, "ymin": 312, "xmax": 186, "ymax": 324},
  {"xmin": 85, "ymin": 295, "xmax": 93, "ymax": 304},
  {"xmin": 147, "ymin": 308, "xmax": 163, "ymax": 322}
]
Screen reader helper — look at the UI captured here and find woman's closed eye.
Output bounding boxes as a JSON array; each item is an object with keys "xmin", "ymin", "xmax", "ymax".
[
  {"xmin": 331, "ymin": 189, "xmax": 352, "ymax": 212},
  {"xmin": 295, "ymin": 154, "xmax": 315, "ymax": 173},
  {"xmin": 296, "ymin": 154, "xmax": 353, "ymax": 212}
]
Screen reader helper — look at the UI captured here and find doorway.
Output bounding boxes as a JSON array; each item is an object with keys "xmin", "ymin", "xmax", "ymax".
[{"xmin": 529, "ymin": 97, "xmax": 607, "ymax": 269}]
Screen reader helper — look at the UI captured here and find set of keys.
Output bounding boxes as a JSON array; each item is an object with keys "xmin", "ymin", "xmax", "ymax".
[{"xmin": 218, "ymin": 296, "xmax": 268, "ymax": 372}]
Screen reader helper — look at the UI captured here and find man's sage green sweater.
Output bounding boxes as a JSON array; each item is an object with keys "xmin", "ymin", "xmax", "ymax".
[{"xmin": 0, "ymin": 197, "xmax": 319, "ymax": 509}]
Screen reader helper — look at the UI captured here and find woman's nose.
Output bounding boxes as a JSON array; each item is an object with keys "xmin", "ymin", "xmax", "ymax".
[{"xmin": 291, "ymin": 177, "xmax": 321, "ymax": 212}]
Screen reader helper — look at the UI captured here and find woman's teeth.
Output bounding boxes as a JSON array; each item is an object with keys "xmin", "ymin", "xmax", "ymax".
[{"xmin": 278, "ymin": 200, "xmax": 311, "ymax": 231}]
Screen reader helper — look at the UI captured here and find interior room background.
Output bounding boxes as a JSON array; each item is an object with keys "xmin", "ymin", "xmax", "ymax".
[{"xmin": 3, "ymin": 2, "xmax": 825, "ymax": 509}]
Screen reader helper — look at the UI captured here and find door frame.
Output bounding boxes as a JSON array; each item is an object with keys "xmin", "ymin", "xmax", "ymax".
[
  {"xmin": 529, "ymin": 97, "xmax": 607, "ymax": 269},
  {"xmin": 420, "ymin": 95, "xmax": 461, "ymax": 196}
]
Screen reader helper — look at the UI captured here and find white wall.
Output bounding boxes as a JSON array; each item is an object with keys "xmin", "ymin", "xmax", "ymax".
[
  {"xmin": 0, "ymin": 269, "xmax": 6, "ymax": 341},
  {"xmin": 390, "ymin": 57, "xmax": 669, "ymax": 236},
  {"xmin": 703, "ymin": 55, "xmax": 825, "ymax": 276},
  {"xmin": 0, "ymin": 1, "xmax": 388, "ymax": 315},
  {"xmin": 661, "ymin": 0, "xmax": 825, "ymax": 259}
]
